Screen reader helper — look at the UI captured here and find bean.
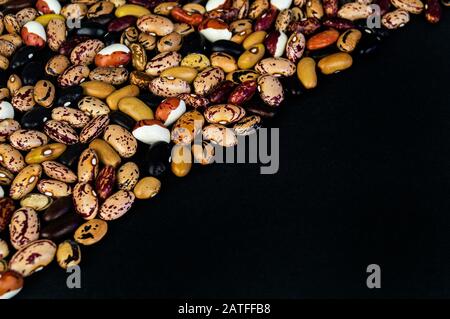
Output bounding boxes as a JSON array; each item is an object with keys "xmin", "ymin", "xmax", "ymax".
[
  {"xmin": 51, "ymin": 107, "xmax": 91, "ymax": 129},
  {"xmin": 20, "ymin": 193, "xmax": 53, "ymax": 211},
  {"xmin": 391, "ymin": 0, "xmax": 424, "ymax": 13},
  {"xmin": 117, "ymin": 162, "xmax": 140, "ymax": 191},
  {"xmin": 0, "ymin": 167, "xmax": 15, "ymax": 186},
  {"xmin": 58, "ymin": 65, "xmax": 90, "ymax": 88},
  {"xmin": 118, "ymin": 97, "xmax": 154, "ymax": 121},
  {"xmin": 89, "ymin": 66, "xmax": 129, "ymax": 85},
  {"xmin": 56, "ymin": 85, "xmax": 84, "ymax": 108},
  {"xmin": 133, "ymin": 177, "xmax": 161, "ymax": 199},
  {"xmin": 255, "ymin": 57, "xmax": 296, "ymax": 77},
  {"xmin": 193, "ymin": 66, "xmax": 225, "ymax": 96},
  {"xmin": 228, "ymin": 80, "xmax": 257, "ymax": 105},
  {"xmin": 9, "ymin": 129, "xmax": 48, "ymax": 151},
  {"xmin": 204, "ymin": 104, "xmax": 246, "ymax": 125},
  {"xmin": 12, "ymin": 86, "xmax": 35, "ymax": 112},
  {"xmin": 306, "ymin": 29, "xmax": 340, "ymax": 50},
  {"xmin": 181, "ymin": 53, "xmax": 210, "ymax": 72},
  {"xmin": 233, "ymin": 115, "xmax": 262, "ymax": 136},
  {"xmin": 337, "ymin": 2, "xmax": 373, "ymax": 20},
  {"xmin": 178, "ymin": 93, "xmax": 209, "ymax": 111},
  {"xmin": 56, "ymin": 240, "xmax": 81, "ymax": 270},
  {"xmin": 74, "ymin": 219, "xmax": 108, "ymax": 245},
  {"xmin": 210, "ymin": 52, "xmax": 238, "ymax": 73},
  {"xmin": 78, "ymin": 96, "xmax": 110, "ymax": 117},
  {"xmin": 297, "ymin": 57, "xmax": 318, "ymax": 89},
  {"xmin": 137, "ymin": 13, "xmax": 174, "ymax": 36},
  {"xmin": 106, "ymin": 85, "xmax": 140, "ymax": 111},
  {"xmin": 33, "ymin": 80, "xmax": 56, "ymax": 108},
  {"xmin": 115, "ymin": 4, "xmax": 151, "ymax": 17},
  {"xmin": 103, "ymin": 124, "xmax": 138, "ymax": 158},
  {"xmin": 157, "ymin": 32, "xmax": 183, "ymax": 53},
  {"xmin": 337, "ymin": 28, "xmax": 362, "ymax": 52},
  {"xmin": 73, "ymin": 182, "xmax": 98, "ymax": 220},
  {"xmin": 95, "ymin": 44, "xmax": 131, "ymax": 68},
  {"xmin": 95, "ymin": 165, "xmax": 116, "ymax": 201},
  {"xmin": 242, "ymin": 30, "xmax": 267, "ymax": 50},
  {"xmin": 0, "ymin": 238, "xmax": 9, "ymax": 259},
  {"xmin": 70, "ymin": 39, "xmax": 105, "ymax": 66},
  {"xmin": 202, "ymin": 124, "xmax": 238, "ymax": 147},
  {"xmin": 306, "ymin": 0, "xmax": 325, "ymax": 19},
  {"xmin": 425, "ymin": 0, "xmax": 441, "ymax": 23},
  {"xmin": 257, "ymin": 75, "xmax": 285, "ymax": 107},
  {"xmin": 381, "ymin": 9, "xmax": 410, "ymax": 29},
  {"xmin": 107, "ymin": 16, "xmax": 138, "ymax": 32},
  {"xmin": 0, "ymin": 260, "xmax": 7, "ymax": 273},
  {"xmin": 322, "ymin": 17, "xmax": 356, "ymax": 30},
  {"xmin": 171, "ymin": 110, "xmax": 205, "ymax": 145},
  {"xmin": 79, "ymin": 115, "xmax": 110, "ymax": 144},
  {"xmin": 9, "ymin": 239, "xmax": 57, "ymax": 277},
  {"xmin": 209, "ymin": 80, "xmax": 236, "ymax": 104},
  {"xmin": 9, "ymin": 207, "xmax": 40, "ymax": 249},
  {"xmin": 171, "ymin": 144, "xmax": 192, "ymax": 177},
  {"xmin": 130, "ymin": 70, "xmax": 153, "ymax": 90},
  {"xmin": 77, "ymin": 148, "xmax": 99, "ymax": 184},
  {"xmin": 237, "ymin": 44, "xmax": 265, "ymax": 70},
  {"xmin": 160, "ymin": 66, "xmax": 199, "ymax": 83},
  {"xmin": 58, "ymin": 144, "xmax": 85, "ymax": 169},
  {"xmin": 7, "ymin": 75, "xmax": 22, "ymax": 97},
  {"xmin": 40, "ymin": 212, "xmax": 83, "ymax": 242},
  {"xmin": 130, "ymin": 43, "xmax": 147, "ymax": 72},
  {"xmin": 0, "ymin": 198, "xmax": 15, "ymax": 232},
  {"xmin": 9, "ymin": 164, "xmax": 42, "ymax": 200},
  {"xmin": 42, "ymin": 161, "xmax": 77, "ymax": 184},
  {"xmin": 0, "ymin": 144, "xmax": 26, "ymax": 173},
  {"xmin": 210, "ymin": 40, "xmax": 244, "ymax": 57},
  {"xmin": 37, "ymin": 179, "xmax": 72, "ymax": 198},
  {"xmin": 133, "ymin": 119, "xmax": 171, "ymax": 144},
  {"xmin": 41, "ymin": 196, "xmax": 73, "ymax": 223},
  {"xmin": 288, "ymin": 17, "xmax": 321, "ymax": 35},
  {"xmin": 317, "ymin": 52, "xmax": 353, "ymax": 74},
  {"xmin": 150, "ymin": 76, "xmax": 191, "ymax": 97},
  {"xmin": 46, "ymin": 18, "xmax": 66, "ymax": 52},
  {"xmin": 99, "ymin": 190, "xmax": 135, "ymax": 220},
  {"xmin": 89, "ymin": 138, "xmax": 122, "ymax": 168},
  {"xmin": 226, "ymin": 69, "xmax": 259, "ymax": 84},
  {"xmin": 43, "ymin": 120, "xmax": 79, "ymax": 145}
]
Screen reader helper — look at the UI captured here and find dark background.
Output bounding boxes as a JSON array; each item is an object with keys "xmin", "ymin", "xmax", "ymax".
[{"xmin": 18, "ymin": 14, "xmax": 450, "ymax": 299}]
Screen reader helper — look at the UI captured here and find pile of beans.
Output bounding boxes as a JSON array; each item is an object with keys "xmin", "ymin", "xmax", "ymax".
[{"xmin": 0, "ymin": 0, "xmax": 446, "ymax": 298}]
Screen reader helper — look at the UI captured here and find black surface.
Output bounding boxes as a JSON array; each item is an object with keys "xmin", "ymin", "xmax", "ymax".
[{"xmin": 18, "ymin": 15, "xmax": 450, "ymax": 299}]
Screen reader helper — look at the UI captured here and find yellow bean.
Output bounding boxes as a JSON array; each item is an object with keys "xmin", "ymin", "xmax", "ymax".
[
  {"xmin": 297, "ymin": 57, "xmax": 317, "ymax": 89},
  {"xmin": 106, "ymin": 85, "xmax": 140, "ymax": 111}
]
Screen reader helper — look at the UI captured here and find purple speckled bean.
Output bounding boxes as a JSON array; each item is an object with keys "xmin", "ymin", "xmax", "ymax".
[
  {"xmin": 43, "ymin": 120, "xmax": 79, "ymax": 145},
  {"xmin": 228, "ymin": 80, "xmax": 257, "ymax": 105},
  {"xmin": 208, "ymin": 80, "xmax": 236, "ymax": 104},
  {"xmin": 288, "ymin": 17, "xmax": 321, "ymax": 35},
  {"xmin": 95, "ymin": 166, "xmax": 116, "ymax": 201},
  {"xmin": 322, "ymin": 17, "xmax": 355, "ymax": 30},
  {"xmin": 254, "ymin": 6, "xmax": 278, "ymax": 31},
  {"xmin": 58, "ymin": 36, "xmax": 91, "ymax": 56},
  {"xmin": 107, "ymin": 15, "xmax": 138, "ymax": 32},
  {"xmin": 323, "ymin": 0, "xmax": 339, "ymax": 17},
  {"xmin": 425, "ymin": 0, "xmax": 441, "ymax": 24}
]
